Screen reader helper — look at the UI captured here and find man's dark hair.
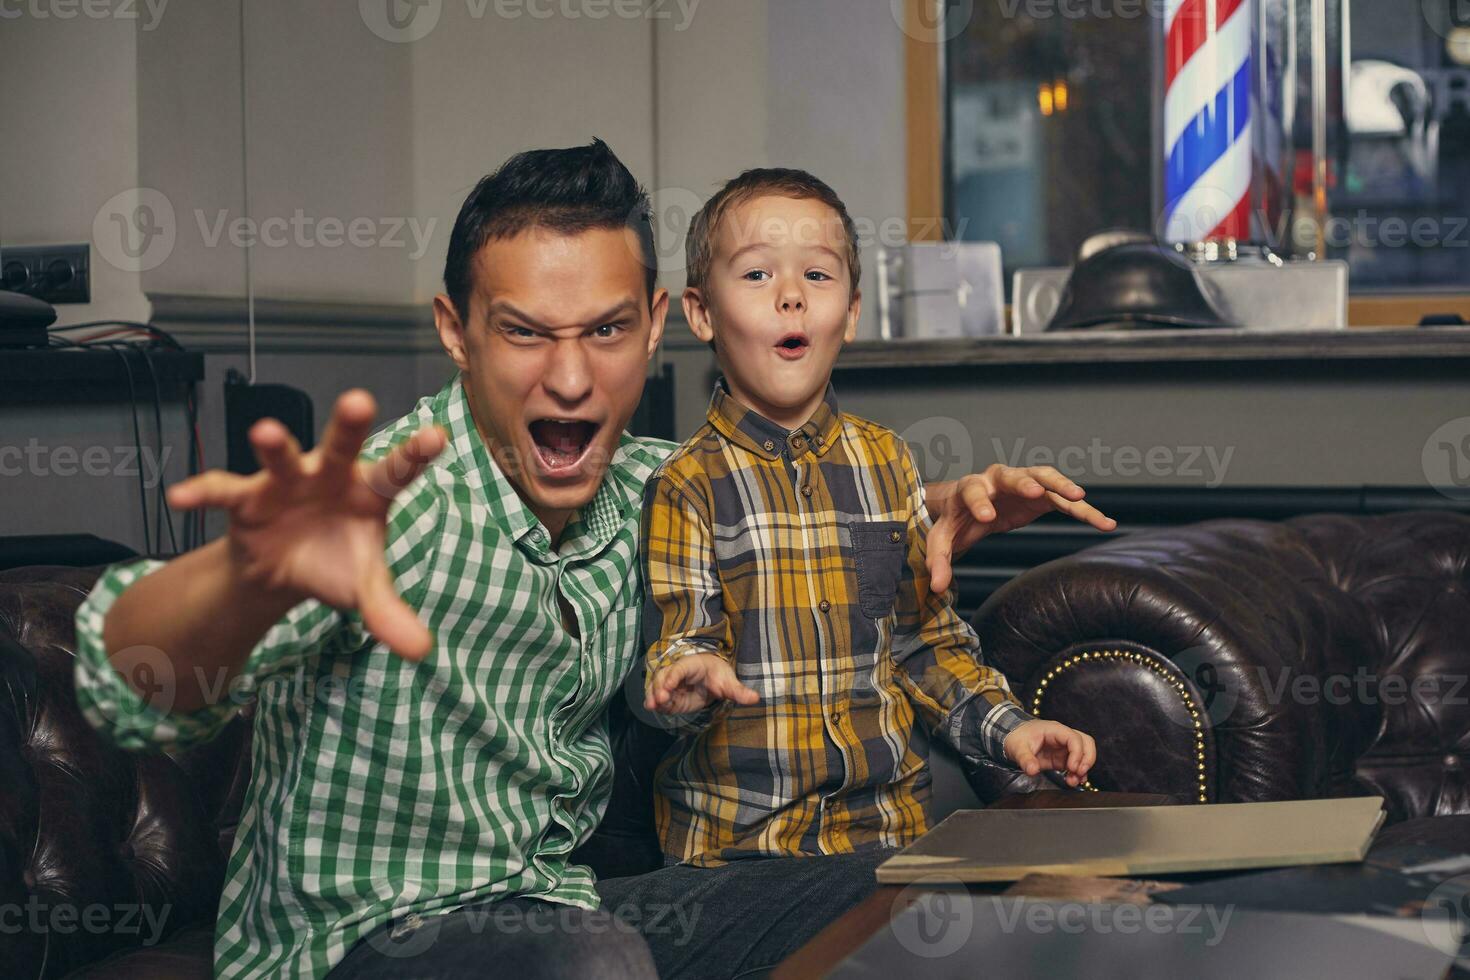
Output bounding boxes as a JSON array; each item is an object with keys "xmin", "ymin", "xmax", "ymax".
[{"xmin": 443, "ymin": 138, "xmax": 657, "ymax": 319}]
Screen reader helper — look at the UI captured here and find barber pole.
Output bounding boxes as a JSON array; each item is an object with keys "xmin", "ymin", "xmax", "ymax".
[{"xmin": 1162, "ymin": 0, "xmax": 1254, "ymax": 244}]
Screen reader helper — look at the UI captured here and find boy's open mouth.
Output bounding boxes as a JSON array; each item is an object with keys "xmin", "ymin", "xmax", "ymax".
[
  {"xmin": 775, "ymin": 333, "xmax": 809, "ymax": 360},
  {"xmin": 528, "ymin": 418, "xmax": 599, "ymax": 473}
]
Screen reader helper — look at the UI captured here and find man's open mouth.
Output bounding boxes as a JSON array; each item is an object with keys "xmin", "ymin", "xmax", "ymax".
[{"xmin": 528, "ymin": 418, "xmax": 599, "ymax": 472}]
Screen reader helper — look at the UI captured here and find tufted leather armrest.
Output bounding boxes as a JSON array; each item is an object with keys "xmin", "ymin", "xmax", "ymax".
[
  {"xmin": 0, "ymin": 565, "xmax": 252, "ymax": 979},
  {"xmin": 971, "ymin": 512, "xmax": 1470, "ymax": 820}
]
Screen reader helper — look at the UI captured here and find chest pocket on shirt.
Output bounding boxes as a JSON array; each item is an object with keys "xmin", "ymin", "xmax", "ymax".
[{"xmin": 850, "ymin": 520, "xmax": 906, "ymax": 619}]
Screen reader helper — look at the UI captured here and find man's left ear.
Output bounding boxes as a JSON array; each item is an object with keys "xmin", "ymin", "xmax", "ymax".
[
  {"xmin": 647, "ymin": 286, "xmax": 670, "ymax": 358},
  {"xmin": 843, "ymin": 289, "xmax": 862, "ymax": 343}
]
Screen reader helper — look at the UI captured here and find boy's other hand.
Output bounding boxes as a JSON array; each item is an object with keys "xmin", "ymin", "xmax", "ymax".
[
  {"xmin": 927, "ymin": 464, "xmax": 1118, "ymax": 593},
  {"xmin": 1003, "ymin": 719, "xmax": 1097, "ymax": 788},
  {"xmin": 166, "ymin": 389, "xmax": 447, "ymax": 662},
  {"xmin": 645, "ymin": 653, "xmax": 761, "ymax": 715}
]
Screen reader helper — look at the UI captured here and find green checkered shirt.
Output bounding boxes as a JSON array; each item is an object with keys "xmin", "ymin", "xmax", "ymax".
[{"xmin": 72, "ymin": 374, "xmax": 674, "ymax": 979}]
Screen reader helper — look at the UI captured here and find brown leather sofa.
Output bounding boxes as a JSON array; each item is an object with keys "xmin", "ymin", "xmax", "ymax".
[{"xmin": 3, "ymin": 510, "xmax": 1468, "ymax": 977}]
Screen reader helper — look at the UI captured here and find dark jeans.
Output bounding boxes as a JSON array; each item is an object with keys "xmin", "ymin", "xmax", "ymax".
[
  {"xmin": 327, "ymin": 849, "xmax": 891, "ymax": 980},
  {"xmin": 326, "ymin": 895, "xmax": 657, "ymax": 980},
  {"xmin": 596, "ymin": 848, "xmax": 893, "ymax": 980}
]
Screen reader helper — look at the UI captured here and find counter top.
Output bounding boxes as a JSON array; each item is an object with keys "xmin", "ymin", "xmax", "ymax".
[{"xmin": 833, "ymin": 327, "xmax": 1470, "ymax": 370}]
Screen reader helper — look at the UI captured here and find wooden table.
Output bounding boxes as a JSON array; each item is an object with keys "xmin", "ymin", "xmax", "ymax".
[{"xmin": 773, "ymin": 792, "xmax": 1184, "ymax": 979}]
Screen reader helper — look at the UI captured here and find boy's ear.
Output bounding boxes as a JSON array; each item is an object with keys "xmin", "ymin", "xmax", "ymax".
[
  {"xmin": 683, "ymin": 286, "xmax": 716, "ymax": 344},
  {"xmin": 646, "ymin": 286, "xmax": 670, "ymax": 360},
  {"xmin": 433, "ymin": 293, "xmax": 470, "ymax": 372},
  {"xmin": 843, "ymin": 288, "xmax": 862, "ymax": 343}
]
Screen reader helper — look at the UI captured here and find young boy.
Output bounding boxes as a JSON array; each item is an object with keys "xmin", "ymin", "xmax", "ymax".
[{"xmin": 640, "ymin": 169, "xmax": 1097, "ymax": 868}]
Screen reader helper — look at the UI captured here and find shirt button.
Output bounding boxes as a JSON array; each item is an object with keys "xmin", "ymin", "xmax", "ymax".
[
  {"xmin": 801, "ymin": 485, "xmax": 813, "ymax": 497},
  {"xmin": 889, "ymin": 530, "xmax": 901, "ymax": 543},
  {"xmin": 818, "ymin": 599, "xmax": 831, "ymax": 613},
  {"xmin": 763, "ymin": 439, "xmax": 776, "ymax": 452}
]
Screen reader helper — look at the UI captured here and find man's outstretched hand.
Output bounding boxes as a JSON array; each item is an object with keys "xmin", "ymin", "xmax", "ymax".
[
  {"xmin": 166, "ymin": 389, "xmax": 446, "ymax": 661},
  {"xmin": 645, "ymin": 653, "xmax": 761, "ymax": 715},
  {"xmin": 927, "ymin": 464, "xmax": 1118, "ymax": 593}
]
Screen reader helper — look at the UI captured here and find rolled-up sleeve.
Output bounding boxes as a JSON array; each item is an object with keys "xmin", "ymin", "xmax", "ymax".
[
  {"xmin": 889, "ymin": 444, "xmax": 1031, "ymax": 763},
  {"xmin": 74, "ymin": 560, "xmax": 340, "ymax": 752}
]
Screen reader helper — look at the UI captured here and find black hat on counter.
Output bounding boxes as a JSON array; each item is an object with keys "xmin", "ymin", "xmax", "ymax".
[{"xmin": 1045, "ymin": 237, "xmax": 1234, "ymax": 332}]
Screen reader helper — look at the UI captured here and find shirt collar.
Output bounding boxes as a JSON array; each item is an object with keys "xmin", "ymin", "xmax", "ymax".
[
  {"xmin": 440, "ymin": 372, "xmax": 645, "ymax": 558},
  {"xmin": 706, "ymin": 377, "xmax": 842, "ymax": 460}
]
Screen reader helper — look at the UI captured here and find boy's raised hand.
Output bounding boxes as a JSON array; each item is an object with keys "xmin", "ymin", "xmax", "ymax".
[
  {"xmin": 1003, "ymin": 719, "xmax": 1097, "ymax": 788},
  {"xmin": 645, "ymin": 653, "xmax": 761, "ymax": 715},
  {"xmin": 927, "ymin": 464, "xmax": 1118, "ymax": 593},
  {"xmin": 165, "ymin": 389, "xmax": 446, "ymax": 662}
]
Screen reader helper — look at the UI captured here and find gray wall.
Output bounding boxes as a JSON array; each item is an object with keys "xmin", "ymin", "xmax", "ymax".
[{"xmin": 2, "ymin": 2, "xmax": 1454, "ymax": 554}]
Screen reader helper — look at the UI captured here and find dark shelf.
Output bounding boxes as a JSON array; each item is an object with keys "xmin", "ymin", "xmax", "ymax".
[
  {"xmin": 0, "ymin": 348, "xmax": 203, "ymax": 402},
  {"xmin": 834, "ymin": 327, "xmax": 1470, "ymax": 370}
]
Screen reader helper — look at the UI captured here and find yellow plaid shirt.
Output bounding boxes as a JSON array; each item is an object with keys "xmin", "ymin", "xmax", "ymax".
[{"xmin": 641, "ymin": 380, "xmax": 1030, "ymax": 866}]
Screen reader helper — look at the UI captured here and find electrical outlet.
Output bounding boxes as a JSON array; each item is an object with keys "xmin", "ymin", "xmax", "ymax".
[{"xmin": 0, "ymin": 243, "xmax": 91, "ymax": 305}]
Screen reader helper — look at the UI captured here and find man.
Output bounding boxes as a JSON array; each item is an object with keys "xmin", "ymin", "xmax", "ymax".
[{"xmin": 75, "ymin": 140, "xmax": 1114, "ymax": 979}]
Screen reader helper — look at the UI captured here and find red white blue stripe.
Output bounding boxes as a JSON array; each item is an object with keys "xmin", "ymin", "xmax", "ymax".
[{"xmin": 1163, "ymin": 0, "xmax": 1253, "ymax": 242}]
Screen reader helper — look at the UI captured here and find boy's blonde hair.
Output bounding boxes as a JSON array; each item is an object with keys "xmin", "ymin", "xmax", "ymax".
[{"xmin": 684, "ymin": 168, "xmax": 861, "ymax": 295}]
